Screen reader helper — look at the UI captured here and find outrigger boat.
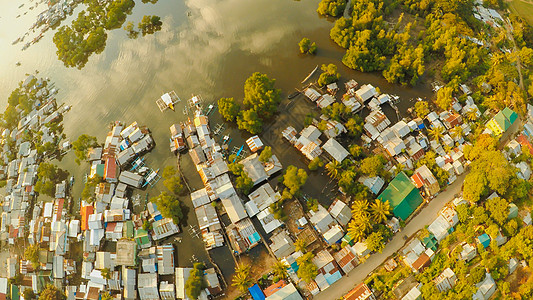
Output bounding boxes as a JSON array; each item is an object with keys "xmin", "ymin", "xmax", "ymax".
[
  {"xmin": 143, "ymin": 168, "xmax": 160, "ymax": 188},
  {"xmin": 130, "ymin": 157, "xmax": 145, "ymax": 171},
  {"xmin": 156, "ymin": 91, "xmax": 181, "ymax": 112}
]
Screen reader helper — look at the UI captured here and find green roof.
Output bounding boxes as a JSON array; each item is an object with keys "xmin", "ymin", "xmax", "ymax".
[
  {"xmin": 493, "ymin": 111, "xmax": 511, "ymax": 131},
  {"xmin": 378, "ymin": 172, "xmax": 423, "ymax": 220},
  {"xmin": 135, "ymin": 228, "xmax": 150, "ymax": 247},
  {"xmin": 502, "ymin": 107, "xmax": 518, "ymax": 125},
  {"xmin": 422, "ymin": 234, "xmax": 438, "ymax": 252},
  {"xmin": 123, "ymin": 220, "xmax": 134, "ymax": 238},
  {"xmin": 11, "ymin": 284, "xmax": 19, "ymax": 300},
  {"xmin": 96, "ymin": 164, "xmax": 105, "ymax": 177},
  {"xmin": 508, "ymin": 203, "xmax": 518, "ymax": 219}
]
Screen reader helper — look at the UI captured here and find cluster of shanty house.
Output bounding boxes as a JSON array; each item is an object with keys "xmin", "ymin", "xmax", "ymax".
[
  {"xmin": 187, "ymin": 111, "xmax": 288, "ymax": 256},
  {"xmin": 0, "ymin": 117, "xmax": 208, "ymax": 300},
  {"xmin": 384, "ymin": 192, "xmax": 528, "ymax": 300}
]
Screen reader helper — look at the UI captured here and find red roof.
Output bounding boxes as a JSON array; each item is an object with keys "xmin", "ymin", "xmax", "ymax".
[
  {"xmin": 344, "ymin": 283, "xmax": 373, "ymax": 300},
  {"xmin": 81, "ymin": 205, "xmax": 94, "ymax": 231},
  {"xmin": 106, "ymin": 222, "xmax": 117, "ymax": 232},
  {"xmin": 104, "ymin": 157, "xmax": 117, "ymax": 180},
  {"xmin": 263, "ymin": 280, "xmax": 287, "ymax": 297},
  {"xmin": 55, "ymin": 198, "xmax": 64, "ymax": 221},
  {"xmin": 517, "ymin": 134, "xmax": 533, "ymax": 155},
  {"xmin": 412, "ymin": 253, "xmax": 431, "ymax": 271},
  {"xmin": 411, "ymin": 173, "xmax": 424, "ymax": 189}
]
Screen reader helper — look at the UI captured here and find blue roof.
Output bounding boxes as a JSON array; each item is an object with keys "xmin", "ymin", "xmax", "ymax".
[
  {"xmin": 248, "ymin": 232, "xmax": 261, "ymax": 244},
  {"xmin": 478, "ymin": 233, "xmax": 491, "ymax": 248},
  {"xmin": 249, "ymin": 284, "xmax": 265, "ymax": 300},
  {"xmin": 325, "ymin": 271, "xmax": 342, "ymax": 285},
  {"xmin": 154, "ymin": 214, "xmax": 163, "ymax": 221}
]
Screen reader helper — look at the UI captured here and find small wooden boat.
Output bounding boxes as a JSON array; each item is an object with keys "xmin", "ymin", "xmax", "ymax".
[
  {"xmin": 301, "ymin": 65, "xmax": 319, "ymax": 84},
  {"xmin": 288, "ymin": 91, "xmax": 300, "ymax": 99}
]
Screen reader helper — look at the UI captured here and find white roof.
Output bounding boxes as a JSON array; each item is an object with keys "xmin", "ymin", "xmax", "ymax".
[
  {"xmin": 355, "ymin": 84, "xmax": 377, "ymax": 102},
  {"xmin": 265, "ymin": 282, "xmax": 303, "ymax": 300},
  {"xmin": 257, "ymin": 209, "xmax": 283, "ymax": 234},
  {"xmin": 175, "ymin": 267, "xmax": 192, "ymax": 299},
  {"xmin": 246, "ymin": 183, "xmax": 281, "ymax": 217},
  {"xmin": 222, "ymin": 194, "xmax": 248, "ymax": 224},
  {"xmin": 43, "ymin": 202, "xmax": 53, "ymax": 218},
  {"xmin": 322, "ymin": 138, "xmax": 349, "ymax": 162},
  {"xmin": 191, "ymin": 188, "xmax": 211, "ymax": 208}
]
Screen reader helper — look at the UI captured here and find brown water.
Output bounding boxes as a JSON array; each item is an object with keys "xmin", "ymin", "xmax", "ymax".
[{"xmin": 0, "ymin": 0, "xmax": 434, "ymax": 282}]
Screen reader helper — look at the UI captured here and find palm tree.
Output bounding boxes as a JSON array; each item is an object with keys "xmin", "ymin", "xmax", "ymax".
[
  {"xmin": 326, "ymin": 161, "xmax": 341, "ymax": 179},
  {"xmin": 369, "ymin": 199, "xmax": 391, "ymax": 223},
  {"xmin": 347, "ymin": 219, "xmax": 368, "ymax": 242},
  {"xmin": 428, "ymin": 126, "xmax": 444, "ymax": 142},
  {"xmin": 451, "ymin": 126, "xmax": 463, "ymax": 140},
  {"xmin": 351, "ymin": 200, "xmax": 369, "ymax": 219},
  {"xmin": 466, "ymin": 109, "xmax": 478, "ymax": 122},
  {"xmin": 272, "ymin": 260, "xmax": 289, "ymax": 282},
  {"xmin": 232, "ymin": 263, "xmax": 253, "ymax": 293},
  {"xmin": 294, "ymin": 238, "xmax": 307, "ymax": 253}
]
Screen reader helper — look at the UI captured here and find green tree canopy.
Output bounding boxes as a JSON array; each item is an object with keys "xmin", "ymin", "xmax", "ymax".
[
  {"xmin": 185, "ymin": 263, "xmax": 207, "ymax": 300},
  {"xmin": 237, "ymin": 109, "xmax": 263, "ymax": 135},
  {"xmin": 162, "ymin": 166, "xmax": 184, "ymax": 195},
  {"xmin": 318, "ymin": 63, "xmax": 341, "ymax": 86},
  {"xmin": 138, "ymin": 15, "xmax": 162, "ymax": 36},
  {"xmin": 218, "ymin": 97, "xmax": 240, "ymax": 122},
  {"xmin": 232, "ymin": 263, "xmax": 253, "ymax": 292},
  {"xmin": 296, "ymin": 252, "xmax": 318, "ymax": 283},
  {"xmin": 243, "ymin": 72, "xmax": 282, "ymax": 120},
  {"xmin": 282, "ymin": 165, "xmax": 308, "ymax": 196},
  {"xmin": 259, "ymin": 146, "xmax": 273, "ymax": 163},
  {"xmin": 414, "ymin": 101, "xmax": 430, "ymax": 118},
  {"xmin": 25, "ymin": 244, "xmax": 40, "ymax": 269},
  {"xmin": 366, "ymin": 231, "xmax": 385, "ymax": 253},
  {"xmin": 151, "ymin": 192, "xmax": 183, "ymax": 225},
  {"xmin": 39, "ymin": 284, "xmax": 66, "ymax": 300},
  {"xmin": 317, "ymin": 0, "xmax": 347, "ymax": 17},
  {"xmin": 360, "ymin": 155, "xmax": 385, "ymax": 177},
  {"xmin": 298, "ymin": 37, "xmax": 317, "ymax": 54},
  {"xmin": 72, "ymin": 134, "xmax": 99, "ymax": 164},
  {"xmin": 485, "ymin": 197, "xmax": 509, "ymax": 226},
  {"xmin": 35, "ymin": 163, "xmax": 69, "ymax": 198}
]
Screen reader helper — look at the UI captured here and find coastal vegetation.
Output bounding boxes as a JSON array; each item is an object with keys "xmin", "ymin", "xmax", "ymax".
[
  {"xmin": 53, "ymin": 0, "xmax": 163, "ymax": 69},
  {"xmin": 185, "ymin": 263, "xmax": 207, "ymax": 300},
  {"xmin": 123, "ymin": 15, "xmax": 163, "ymax": 38},
  {"xmin": 298, "ymin": 37, "xmax": 317, "ymax": 55},
  {"xmin": 162, "ymin": 166, "xmax": 184, "ymax": 195},
  {"xmin": 317, "ymin": 0, "xmax": 347, "ymax": 17},
  {"xmin": 72, "ymin": 134, "xmax": 99, "ymax": 164},
  {"xmin": 35, "ymin": 162, "xmax": 69, "ymax": 198},
  {"xmin": 219, "ymin": 72, "xmax": 281, "ymax": 134},
  {"xmin": 317, "ymin": 63, "xmax": 341, "ymax": 87},
  {"xmin": 150, "ymin": 192, "xmax": 183, "ymax": 225}
]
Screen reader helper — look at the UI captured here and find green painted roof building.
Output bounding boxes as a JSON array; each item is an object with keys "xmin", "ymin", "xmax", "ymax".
[
  {"xmin": 378, "ymin": 172, "xmax": 423, "ymax": 220},
  {"xmin": 135, "ymin": 228, "xmax": 151, "ymax": 248},
  {"xmin": 502, "ymin": 107, "xmax": 518, "ymax": 125}
]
